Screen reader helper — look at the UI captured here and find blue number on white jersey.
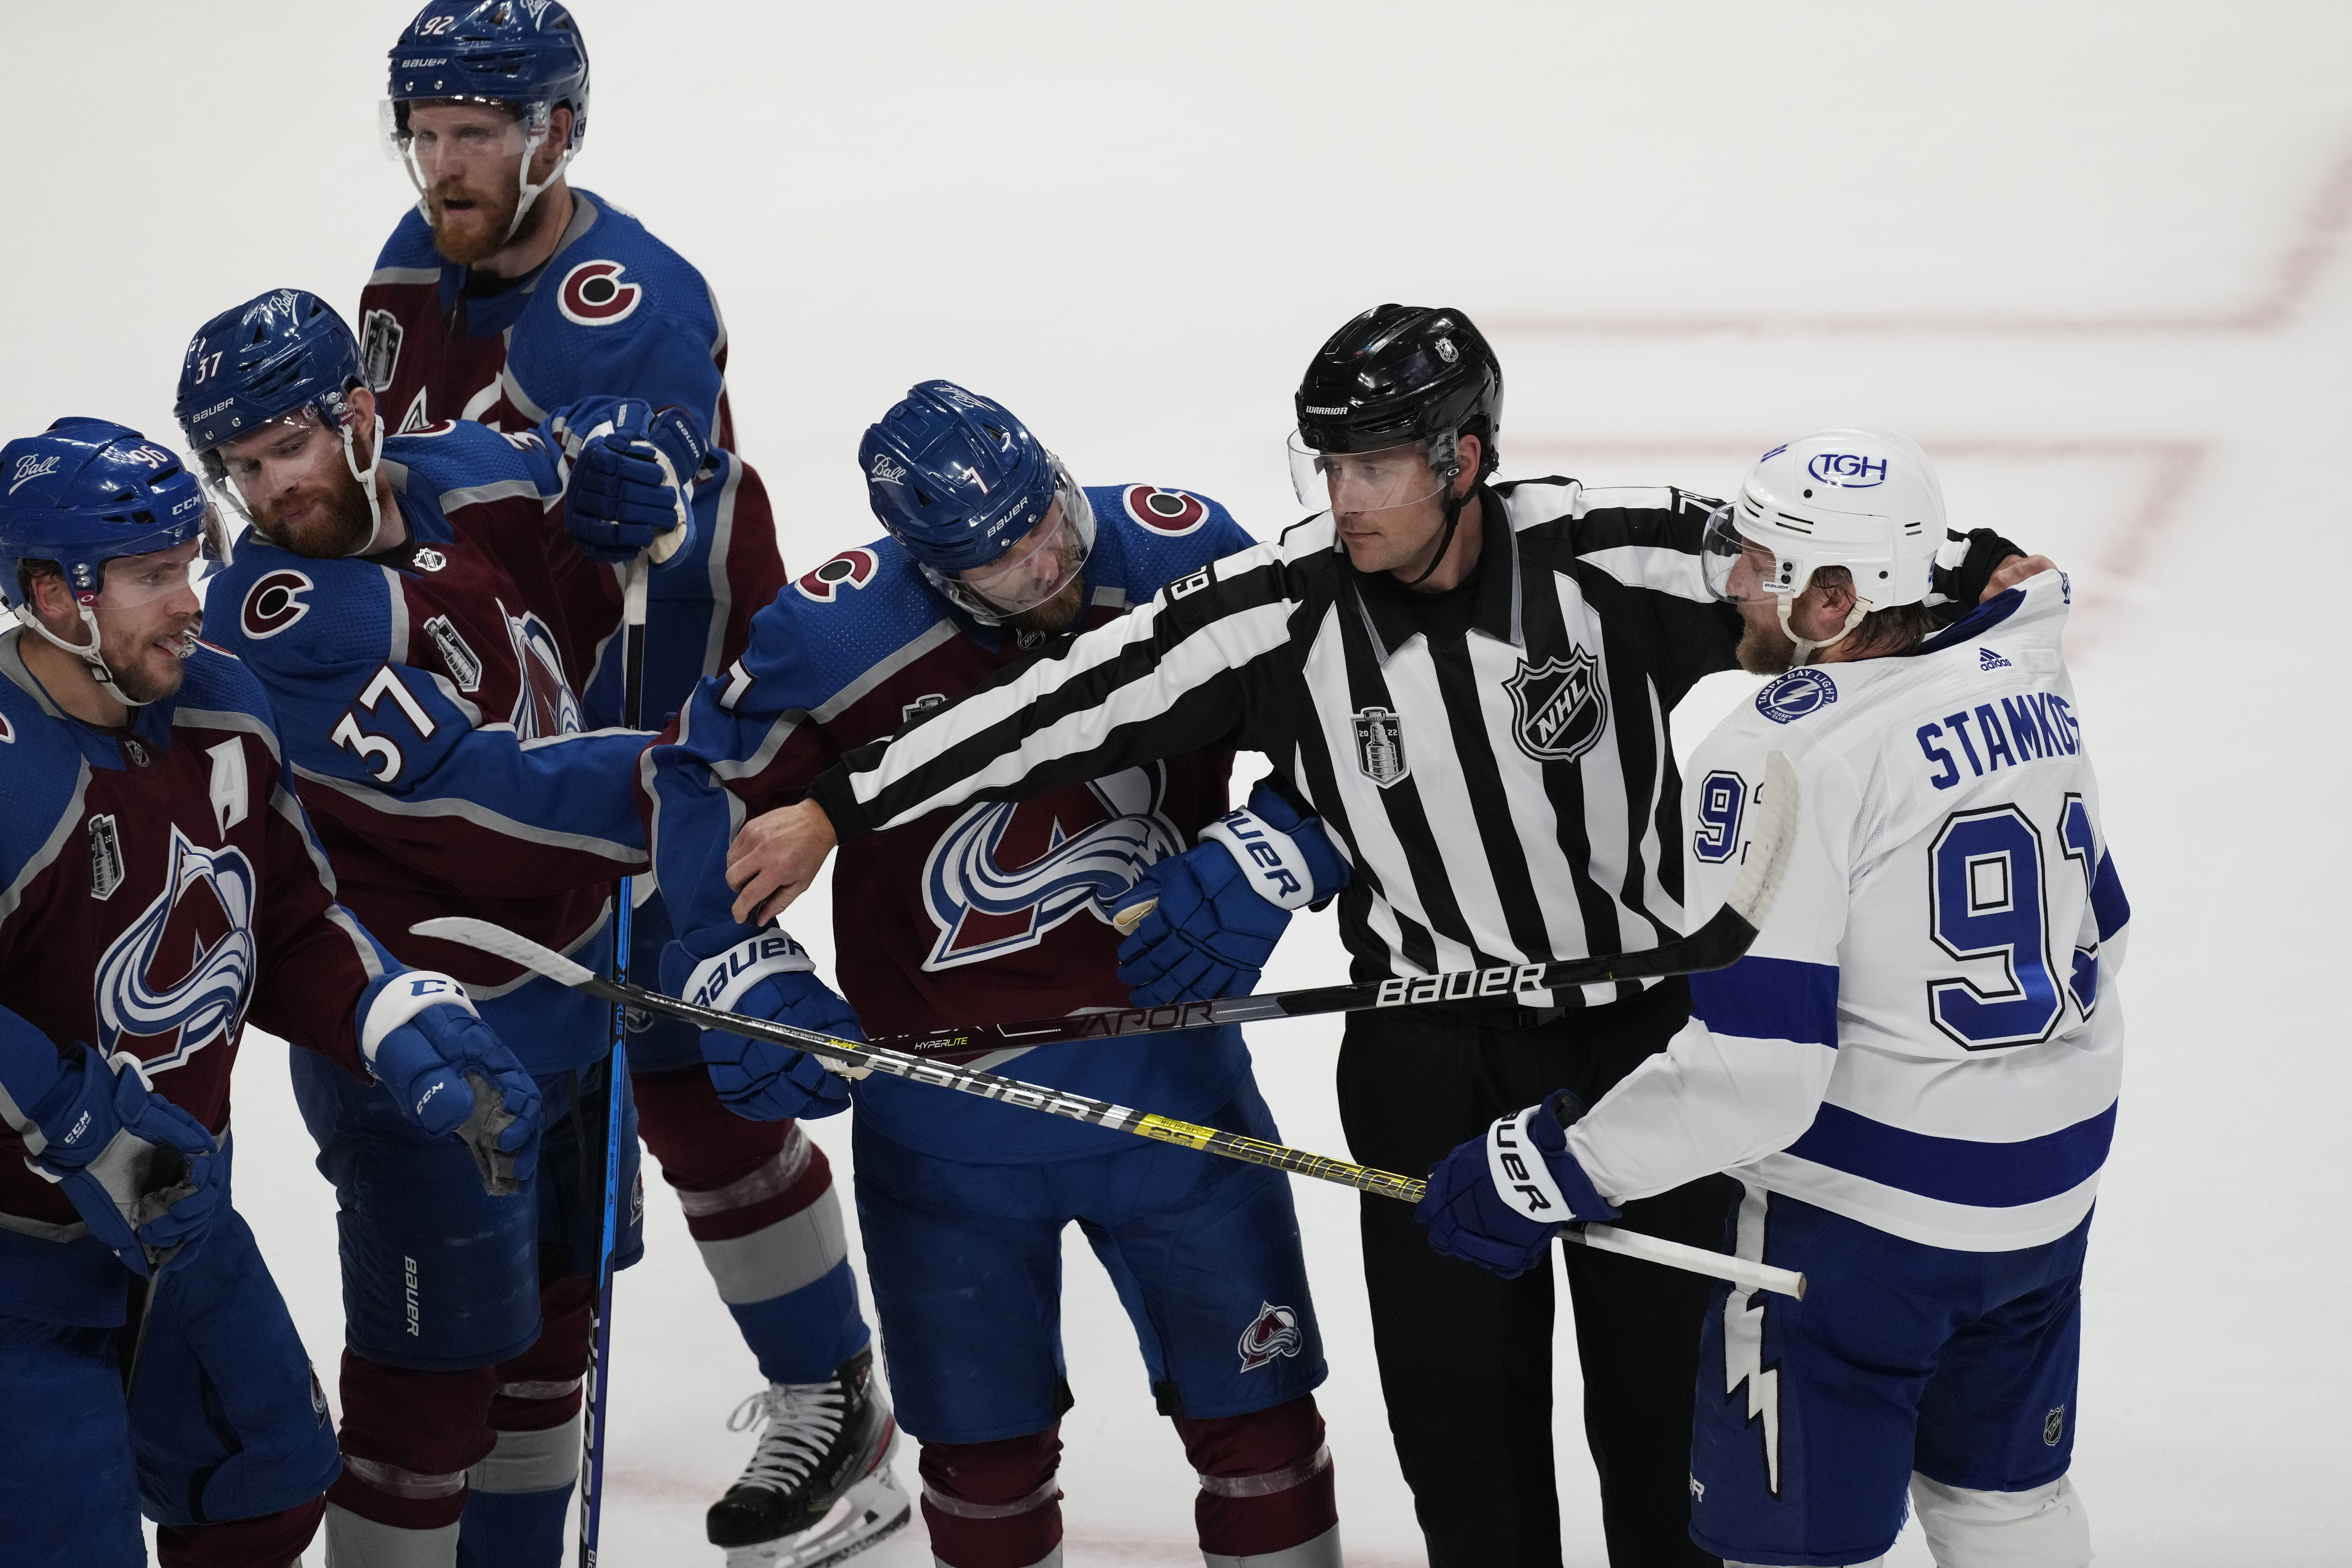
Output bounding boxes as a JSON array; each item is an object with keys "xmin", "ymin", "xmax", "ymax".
[{"xmin": 1926, "ymin": 805, "xmax": 2064, "ymax": 1051}]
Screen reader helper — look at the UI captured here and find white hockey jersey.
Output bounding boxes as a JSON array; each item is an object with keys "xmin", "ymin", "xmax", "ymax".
[{"xmin": 1566, "ymin": 570, "xmax": 2128, "ymax": 1252}]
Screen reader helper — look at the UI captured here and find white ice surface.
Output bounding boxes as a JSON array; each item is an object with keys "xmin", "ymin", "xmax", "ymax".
[{"xmin": 3, "ymin": 2, "xmax": 2345, "ymax": 1562}]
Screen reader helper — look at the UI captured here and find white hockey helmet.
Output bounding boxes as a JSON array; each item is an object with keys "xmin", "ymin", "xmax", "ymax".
[{"xmin": 1703, "ymin": 427, "xmax": 1947, "ymax": 659}]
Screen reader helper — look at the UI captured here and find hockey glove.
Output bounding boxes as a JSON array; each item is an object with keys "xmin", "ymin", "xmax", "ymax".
[
  {"xmin": 565, "ymin": 402, "xmax": 709, "ymax": 563},
  {"xmin": 1416, "ymin": 1090, "xmax": 1620, "ymax": 1279},
  {"xmin": 360, "ymin": 971, "xmax": 542, "ymax": 1196},
  {"xmin": 21, "ymin": 1043, "xmax": 227, "ymax": 1278},
  {"xmin": 666, "ymin": 931, "xmax": 858, "ymax": 1123},
  {"xmin": 1112, "ymin": 781, "xmax": 1350, "ymax": 1006},
  {"xmin": 1926, "ymin": 527, "xmax": 2028, "ymax": 611}
]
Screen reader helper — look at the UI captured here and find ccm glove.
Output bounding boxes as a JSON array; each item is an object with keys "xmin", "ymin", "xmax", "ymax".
[
  {"xmin": 20, "ymin": 1043, "xmax": 227, "ymax": 1277},
  {"xmin": 565, "ymin": 402, "xmax": 709, "ymax": 562},
  {"xmin": 1416, "ymin": 1089, "xmax": 1619, "ymax": 1279},
  {"xmin": 665, "ymin": 931, "xmax": 859, "ymax": 1123},
  {"xmin": 1112, "ymin": 781, "xmax": 1351, "ymax": 1006},
  {"xmin": 360, "ymin": 971, "xmax": 542, "ymax": 1196}
]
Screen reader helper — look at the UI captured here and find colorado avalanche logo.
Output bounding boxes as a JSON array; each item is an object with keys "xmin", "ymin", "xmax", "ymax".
[
  {"xmin": 921, "ymin": 766, "xmax": 1183, "ymax": 969},
  {"xmin": 794, "ymin": 548, "xmax": 880, "ymax": 604},
  {"xmin": 556, "ymin": 260, "xmax": 643, "ymax": 326},
  {"xmin": 240, "ymin": 570, "xmax": 315, "ymax": 640},
  {"xmin": 1755, "ymin": 667, "xmax": 1838, "ymax": 725},
  {"xmin": 92, "ymin": 826, "xmax": 258, "ymax": 1074},
  {"xmin": 498, "ymin": 599, "xmax": 584, "ymax": 739},
  {"xmin": 1122, "ymin": 486, "xmax": 1209, "ymax": 536},
  {"xmin": 1236, "ymin": 1302, "xmax": 1302, "ymax": 1372}
]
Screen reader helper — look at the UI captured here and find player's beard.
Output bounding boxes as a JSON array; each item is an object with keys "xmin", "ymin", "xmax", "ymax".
[
  {"xmin": 1736, "ymin": 611, "xmax": 1797, "ymax": 676},
  {"xmin": 1001, "ymin": 570, "xmax": 1086, "ymax": 637},
  {"xmin": 103, "ymin": 614, "xmax": 201, "ymax": 705},
  {"xmin": 259, "ymin": 467, "xmax": 380, "ymax": 560},
  {"xmin": 426, "ymin": 168, "xmax": 546, "ymax": 268}
]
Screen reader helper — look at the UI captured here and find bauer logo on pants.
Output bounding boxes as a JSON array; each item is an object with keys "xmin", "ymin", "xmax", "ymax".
[{"xmin": 1238, "ymin": 1302, "xmax": 1302, "ymax": 1372}]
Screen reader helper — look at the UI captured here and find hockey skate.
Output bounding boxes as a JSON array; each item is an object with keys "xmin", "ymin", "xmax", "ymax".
[{"xmin": 708, "ymin": 1347, "xmax": 911, "ymax": 1567}]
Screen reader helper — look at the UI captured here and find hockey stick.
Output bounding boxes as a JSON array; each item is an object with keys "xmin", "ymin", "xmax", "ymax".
[
  {"xmin": 412, "ymin": 916, "xmax": 1808, "ymax": 1303},
  {"xmin": 578, "ymin": 435, "xmax": 691, "ymax": 1565},
  {"xmin": 841, "ymin": 750, "xmax": 1801, "ymax": 1062}
]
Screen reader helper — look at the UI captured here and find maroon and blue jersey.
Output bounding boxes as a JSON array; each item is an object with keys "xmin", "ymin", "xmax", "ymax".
[
  {"xmin": 0, "ymin": 630, "xmax": 395, "ymax": 1316},
  {"xmin": 650, "ymin": 485, "xmax": 1260, "ymax": 1162},
  {"xmin": 205, "ymin": 416, "xmax": 671, "ymax": 1073},
  {"xmin": 358, "ymin": 189, "xmax": 787, "ymax": 728}
]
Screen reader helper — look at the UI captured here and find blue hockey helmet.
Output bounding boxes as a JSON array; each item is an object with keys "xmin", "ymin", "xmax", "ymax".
[
  {"xmin": 382, "ymin": 1, "xmax": 590, "ymax": 234},
  {"xmin": 175, "ymin": 290, "xmax": 387, "ymax": 541},
  {"xmin": 1, "ymin": 420, "xmax": 220, "ymax": 610}
]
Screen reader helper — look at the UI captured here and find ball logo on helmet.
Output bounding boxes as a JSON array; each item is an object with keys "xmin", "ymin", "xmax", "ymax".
[
  {"xmin": 1122, "ymin": 486, "xmax": 1208, "ymax": 536},
  {"xmin": 556, "ymin": 260, "xmax": 642, "ymax": 327},
  {"xmin": 869, "ymin": 455, "xmax": 908, "ymax": 485},
  {"xmin": 1237, "ymin": 1302, "xmax": 1303, "ymax": 1372},
  {"xmin": 794, "ymin": 547, "xmax": 880, "ymax": 604},
  {"xmin": 1804, "ymin": 452, "xmax": 1888, "ymax": 488},
  {"xmin": 240, "ymin": 570, "xmax": 316, "ymax": 640},
  {"xmin": 9, "ymin": 454, "xmax": 61, "ymax": 495},
  {"xmin": 1754, "ymin": 667, "xmax": 1839, "ymax": 725}
]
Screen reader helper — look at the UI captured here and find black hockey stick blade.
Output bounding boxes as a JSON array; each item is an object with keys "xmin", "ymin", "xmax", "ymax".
[
  {"xmin": 849, "ymin": 749, "xmax": 1803, "ymax": 1059},
  {"xmin": 409, "ymin": 916, "xmax": 1805, "ymax": 1300}
]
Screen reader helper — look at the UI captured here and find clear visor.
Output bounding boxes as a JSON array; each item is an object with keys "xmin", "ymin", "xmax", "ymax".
[
  {"xmin": 380, "ymin": 97, "xmax": 547, "ymax": 190},
  {"xmin": 1287, "ymin": 431, "xmax": 1452, "ymax": 515},
  {"xmin": 1701, "ymin": 506, "xmax": 1792, "ymax": 604},
  {"xmin": 939, "ymin": 460, "xmax": 1097, "ymax": 620},
  {"xmin": 204, "ymin": 408, "xmax": 347, "ymax": 526},
  {"xmin": 99, "ymin": 516, "xmax": 228, "ymax": 608}
]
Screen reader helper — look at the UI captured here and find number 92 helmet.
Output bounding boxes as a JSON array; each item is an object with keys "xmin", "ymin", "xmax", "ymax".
[{"xmin": 380, "ymin": 1, "xmax": 591, "ymax": 242}]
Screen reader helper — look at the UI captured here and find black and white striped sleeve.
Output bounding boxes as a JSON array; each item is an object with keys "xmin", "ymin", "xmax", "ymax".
[{"xmin": 808, "ymin": 540, "xmax": 1301, "ymax": 840}]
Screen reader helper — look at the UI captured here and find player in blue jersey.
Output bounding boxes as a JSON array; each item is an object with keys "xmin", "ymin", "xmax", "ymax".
[
  {"xmin": 649, "ymin": 382, "xmax": 1346, "ymax": 1568},
  {"xmin": 171, "ymin": 287, "xmax": 706, "ymax": 1567},
  {"xmin": 1418, "ymin": 429, "xmax": 2120, "ymax": 1568},
  {"xmin": 0, "ymin": 418, "xmax": 542, "ymax": 1568},
  {"xmin": 359, "ymin": 12, "xmax": 887, "ymax": 1556}
]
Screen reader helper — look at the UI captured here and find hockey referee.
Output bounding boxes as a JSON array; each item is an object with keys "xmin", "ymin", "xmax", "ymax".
[{"xmin": 721, "ymin": 305, "xmax": 2038, "ymax": 1567}]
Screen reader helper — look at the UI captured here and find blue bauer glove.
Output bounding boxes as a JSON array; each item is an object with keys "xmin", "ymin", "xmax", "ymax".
[
  {"xmin": 360, "ymin": 971, "xmax": 543, "ymax": 1196},
  {"xmin": 20, "ymin": 1043, "xmax": 227, "ymax": 1277},
  {"xmin": 665, "ymin": 930, "xmax": 859, "ymax": 1123},
  {"xmin": 1416, "ymin": 1089, "xmax": 1620, "ymax": 1278},
  {"xmin": 565, "ymin": 401, "xmax": 709, "ymax": 563},
  {"xmin": 1111, "ymin": 781, "xmax": 1350, "ymax": 1005}
]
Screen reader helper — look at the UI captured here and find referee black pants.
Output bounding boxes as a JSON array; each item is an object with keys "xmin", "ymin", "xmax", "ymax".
[{"xmin": 1337, "ymin": 978, "xmax": 1733, "ymax": 1568}]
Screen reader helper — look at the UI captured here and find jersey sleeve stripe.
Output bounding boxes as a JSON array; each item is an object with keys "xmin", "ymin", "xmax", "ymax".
[
  {"xmin": 1689, "ymin": 956, "xmax": 1842, "ymax": 1050},
  {"xmin": 1781, "ymin": 1098, "xmax": 2118, "ymax": 1210}
]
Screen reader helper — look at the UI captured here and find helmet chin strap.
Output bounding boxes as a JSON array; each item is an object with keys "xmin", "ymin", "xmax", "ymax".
[
  {"xmin": 505, "ymin": 131, "xmax": 571, "ymax": 244},
  {"xmin": 1398, "ymin": 439, "xmax": 1470, "ymax": 591},
  {"xmin": 25, "ymin": 599, "xmax": 155, "ymax": 708},
  {"xmin": 1777, "ymin": 593, "xmax": 1870, "ymax": 665},
  {"xmin": 340, "ymin": 413, "xmax": 389, "ymax": 555}
]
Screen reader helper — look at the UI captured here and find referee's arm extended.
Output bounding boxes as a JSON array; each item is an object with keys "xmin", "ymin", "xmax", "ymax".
[{"xmin": 725, "ymin": 536, "xmax": 1302, "ymax": 922}]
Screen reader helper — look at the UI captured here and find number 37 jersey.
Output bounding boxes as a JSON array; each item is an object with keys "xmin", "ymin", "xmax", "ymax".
[{"xmin": 1565, "ymin": 569, "xmax": 2128, "ymax": 1252}]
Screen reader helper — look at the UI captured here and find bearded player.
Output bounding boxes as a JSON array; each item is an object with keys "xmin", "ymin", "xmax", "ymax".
[
  {"xmin": 649, "ymin": 382, "xmax": 1346, "ymax": 1568},
  {"xmin": 356, "ymin": 7, "xmax": 891, "ymax": 1562}
]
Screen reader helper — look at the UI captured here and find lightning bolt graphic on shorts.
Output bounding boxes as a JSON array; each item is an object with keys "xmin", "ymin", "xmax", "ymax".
[{"xmin": 1723, "ymin": 1182, "xmax": 1783, "ymax": 1496}]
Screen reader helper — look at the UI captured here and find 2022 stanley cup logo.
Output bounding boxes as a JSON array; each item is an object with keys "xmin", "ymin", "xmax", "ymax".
[{"xmin": 1352, "ymin": 706, "xmax": 1410, "ymax": 788}]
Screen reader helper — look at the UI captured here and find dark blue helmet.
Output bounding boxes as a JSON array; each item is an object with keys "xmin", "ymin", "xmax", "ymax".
[
  {"xmin": 0, "ymin": 420, "xmax": 218, "ymax": 609},
  {"xmin": 175, "ymin": 290, "xmax": 366, "ymax": 459},
  {"xmin": 859, "ymin": 382, "xmax": 1068, "ymax": 577},
  {"xmin": 385, "ymin": 0, "xmax": 591, "ymax": 154}
]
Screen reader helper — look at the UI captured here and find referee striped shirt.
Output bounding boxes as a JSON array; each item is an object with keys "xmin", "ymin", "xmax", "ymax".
[{"xmin": 808, "ymin": 479, "xmax": 1743, "ymax": 1008}]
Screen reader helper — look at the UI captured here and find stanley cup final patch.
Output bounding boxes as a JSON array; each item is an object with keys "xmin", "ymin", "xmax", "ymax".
[
  {"xmin": 1352, "ymin": 705, "xmax": 1410, "ymax": 787},
  {"xmin": 1505, "ymin": 648, "xmax": 1608, "ymax": 764}
]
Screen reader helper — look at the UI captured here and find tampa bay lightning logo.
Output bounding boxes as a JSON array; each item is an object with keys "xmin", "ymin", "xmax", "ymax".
[
  {"xmin": 1755, "ymin": 668, "xmax": 1838, "ymax": 725},
  {"xmin": 921, "ymin": 765, "xmax": 1183, "ymax": 970},
  {"xmin": 498, "ymin": 598, "xmax": 583, "ymax": 740},
  {"xmin": 91, "ymin": 826, "xmax": 258, "ymax": 1073}
]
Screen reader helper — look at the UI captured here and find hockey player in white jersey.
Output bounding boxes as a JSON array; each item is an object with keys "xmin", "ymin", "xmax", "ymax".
[{"xmin": 1416, "ymin": 428, "xmax": 2122, "ymax": 1568}]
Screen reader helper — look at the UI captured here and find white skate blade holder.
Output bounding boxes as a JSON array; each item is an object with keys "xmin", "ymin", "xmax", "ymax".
[{"xmin": 727, "ymin": 1465, "xmax": 912, "ymax": 1568}]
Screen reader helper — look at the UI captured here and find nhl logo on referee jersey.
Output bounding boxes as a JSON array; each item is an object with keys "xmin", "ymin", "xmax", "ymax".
[
  {"xmin": 1237, "ymin": 1302, "xmax": 1302, "ymax": 1372},
  {"xmin": 1504, "ymin": 650, "xmax": 1608, "ymax": 764},
  {"xmin": 1351, "ymin": 706, "xmax": 1410, "ymax": 788}
]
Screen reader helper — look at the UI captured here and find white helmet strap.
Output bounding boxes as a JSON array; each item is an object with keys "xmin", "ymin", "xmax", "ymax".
[
  {"xmin": 341, "ymin": 413, "xmax": 389, "ymax": 554},
  {"xmin": 506, "ymin": 131, "xmax": 571, "ymax": 245},
  {"xmin": 24, "ymin": 599, "xmax": 155, "ymax": 708},
  {"xmin": 1778, "ymin": 590, "xmax": 1871, "ymax": 666}
]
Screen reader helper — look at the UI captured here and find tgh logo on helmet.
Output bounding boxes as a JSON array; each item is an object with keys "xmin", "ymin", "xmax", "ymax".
[{"xmin": 1805, "ymin": 451, "xmax": 1889, "ymax": 488}]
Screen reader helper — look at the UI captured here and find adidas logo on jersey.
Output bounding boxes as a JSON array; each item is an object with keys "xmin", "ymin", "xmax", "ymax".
[{"xmin": 1979, "ymin": 647, "xmax": 2012, "ymax": 671}]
